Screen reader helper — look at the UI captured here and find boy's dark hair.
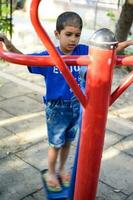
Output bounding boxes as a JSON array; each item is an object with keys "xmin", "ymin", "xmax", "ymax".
[{"xmin": 56, "ymin": 11, "xmax": 83, "ymax": 33}]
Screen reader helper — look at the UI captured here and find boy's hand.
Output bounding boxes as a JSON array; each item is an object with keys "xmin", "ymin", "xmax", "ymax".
[
  {"xmin": 0, "ymin": 33, "xmax": 15, "ymax": 52},
  {"xmin": 0, "ymin": 33, "xmax": 22, "ymax": 54},
  {"xmin": 0, "ymin": 33, "xmax": 7, "ymax": 42},
  {"xmin": 0, "ymin": 33, "xmax": 11, "ymax": 50},
  {"xmin": 117, "ymin": 39, "xmax": 133, "ymax": 53},
  {"xmin": 0, "ymin": 38, "xmax": 4, "ymax": 42}
]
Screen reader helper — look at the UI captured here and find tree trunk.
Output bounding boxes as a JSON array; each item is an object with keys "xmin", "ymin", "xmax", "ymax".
[{"xmin": 115, "ymin": 0, "xmax": 133, "ymax": 42}]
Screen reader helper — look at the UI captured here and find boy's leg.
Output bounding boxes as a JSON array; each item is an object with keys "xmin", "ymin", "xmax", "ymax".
[
  {"xmin": 58, "ymin": 99, "xmax": 80, "ymax": 185},
  {"xmin": 44, "ymin": 146, "xmax": 61, "ymax": 190},
  {"xmin": 45, "ymin": 101, "xmax": 62, "ymax": 190},
  {"xmin": 59, "ymin": 141, "xmax": 71, "ymax": 173},
  {"xmin": 58, "ymin": 142, "xmax": 71, "ymax": 186},
  {"xmin": 48, "ymin": 146, "xmax": 59, "ymax": 175}
]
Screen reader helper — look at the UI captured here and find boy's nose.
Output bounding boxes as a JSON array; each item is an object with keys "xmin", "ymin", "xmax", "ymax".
[{"xmin": 70, "ymin": 36, "xmax": 76, "ymax": 42}]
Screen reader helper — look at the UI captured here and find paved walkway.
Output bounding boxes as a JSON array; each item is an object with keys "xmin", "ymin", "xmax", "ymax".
[{"xmin": 0, "ymin": 59, "xmax": 133, "ymax": 200}]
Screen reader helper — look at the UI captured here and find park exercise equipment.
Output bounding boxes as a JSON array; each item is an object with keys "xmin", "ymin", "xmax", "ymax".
[{"xmin": 0, "ymin": 0, "xmax": 133, "ymax": 199}]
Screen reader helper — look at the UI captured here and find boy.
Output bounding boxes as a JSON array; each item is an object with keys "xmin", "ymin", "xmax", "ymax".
[
  {"xmin": 0, "ymin": 12, "xmax": 88, "ymax": 192},
  {"xmin": 0, "ymin": 11, "xmax": 133, "ymax": 192}
]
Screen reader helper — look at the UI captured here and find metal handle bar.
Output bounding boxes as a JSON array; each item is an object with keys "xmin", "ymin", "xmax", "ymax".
[
  {"xmin": 1, "ymin": 45, "xmax": 133, "ymax": 67},
  {"xmin": 0, "ymin": 45, "xmax": 90, "ymax": 66}
]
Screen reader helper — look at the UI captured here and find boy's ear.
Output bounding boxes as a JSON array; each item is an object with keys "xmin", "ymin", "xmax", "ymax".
[{"xmin": 54, "ymin": 30, "xmax": 60, "ymax": 39}]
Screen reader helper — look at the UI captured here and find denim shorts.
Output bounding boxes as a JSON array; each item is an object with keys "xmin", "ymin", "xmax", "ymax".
[{"xmin": 45, "ymin": 98, "xmax": 80, "ymax": 148}]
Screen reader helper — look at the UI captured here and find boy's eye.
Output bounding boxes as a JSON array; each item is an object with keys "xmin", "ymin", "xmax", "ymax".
[
  {"xmin": 66, "ymin": 33, "xmax": 72, "ymax": 37},
  {"xmin": 65, "ymin": 33, "xmax": 81, "ymax": 37},
  {"xmin": 75, "ymin": 34, "xmax": 81, "ymax": 37}
]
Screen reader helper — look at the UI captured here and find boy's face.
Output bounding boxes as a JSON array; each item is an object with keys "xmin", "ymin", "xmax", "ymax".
[{"xmin": 55, "ymin": 26, "xmax": 81, "ymax": 54}]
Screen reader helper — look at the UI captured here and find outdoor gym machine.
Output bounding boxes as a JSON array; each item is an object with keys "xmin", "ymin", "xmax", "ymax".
[{"xmin": 0, "ymin": 0, "xmax": 133, "ymax": 200}]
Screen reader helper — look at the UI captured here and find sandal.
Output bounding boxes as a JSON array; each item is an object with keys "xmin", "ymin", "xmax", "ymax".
[
  {"xmin": 59, "ymin": 173, "xmax": 70, "ymax": 188},
  {"xmin": 43, "ymin": 173, "xmax": 62, "ymax": 192}
]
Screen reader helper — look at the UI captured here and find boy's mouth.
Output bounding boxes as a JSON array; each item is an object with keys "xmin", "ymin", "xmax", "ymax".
[{"xmin": 68, "ymin": 44, "xmax": 76, "ymax": 49}]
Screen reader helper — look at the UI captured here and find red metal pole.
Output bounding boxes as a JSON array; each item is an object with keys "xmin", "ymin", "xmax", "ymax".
[
  {"xmin": 74, "ymin": 29, "xmax": 118, "ymax": 200},
  {"xmin": 110, "ymin": 71, "xmax": 133, "ymax": 105},
  {"xmin": 116, "ymin": 55, "xmax": 133, "ymax": 66}
]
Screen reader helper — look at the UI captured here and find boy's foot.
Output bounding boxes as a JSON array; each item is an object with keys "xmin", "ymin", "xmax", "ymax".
[
  {"xmin": 59, "ymin": 171, "xmax": 70, "ymax": 188},
  {"xmin": 43, "ymin": 172, "xmax": 62, "ymax": 192}
]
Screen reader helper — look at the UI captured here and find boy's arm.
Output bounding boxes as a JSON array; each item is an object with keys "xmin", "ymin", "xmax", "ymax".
[
  {"xmin": 116, "ymin": 40, "xmax": 133, "ymax": 53},
  {"xmin": 0, "ymin": 33, "xmax": 22, "ymax": 54}
]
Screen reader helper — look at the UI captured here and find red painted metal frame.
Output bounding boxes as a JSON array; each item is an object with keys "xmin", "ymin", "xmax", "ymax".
[
  {"xmin": 110, "ymin": 71, "xmax": 133, "ymax": 105},
  {"xmin": 74, "ymin": 46, "xmax": 116, "ymax": 200},
  {"xmin": 116, "ymin": 55, "xmax": 133, "ymax": 66},
  {"xmin": 0, "ymin": 44, "xmax": 133, "ymax": 107},
  {"xmin": 0, "ymin": 47, "xmax": 90, "ymax": 66},
  {"xmin": 1, "ymin": 46, "xmax": 133, "ymax": 67},
  {"xmin": 0, "ymin": 0, "xmax": 133, "ymax": 200}
]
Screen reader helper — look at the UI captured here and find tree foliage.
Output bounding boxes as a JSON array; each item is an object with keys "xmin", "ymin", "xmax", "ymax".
[{"xmin": 0, "ymin": 1, "xmax": 12, "ymax": 36}]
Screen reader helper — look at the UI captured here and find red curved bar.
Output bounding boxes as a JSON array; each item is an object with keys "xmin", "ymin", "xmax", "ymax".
[
  {"xmin": 116, "ymin": 55, "xmax": 133, "ymax": 66},
  {"xmin": 30, "ymin": 0, "xmax": 87, "ymax": 107},
  {"xmin": 0, "ymin": 45, "xmax": 90, "ymax": 66},
  {"xmin": 110, "ymin": 55, "xmax": 133, "ymax": 105},
  {"xmin": 110, "ymin": 71, "xmax": 133, "ymax": 105}
]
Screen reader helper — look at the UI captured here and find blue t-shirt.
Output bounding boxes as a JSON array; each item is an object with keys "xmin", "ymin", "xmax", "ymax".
[{"xmin": 28, "ymin": 44, "xmax": 88, "ymax": 102}]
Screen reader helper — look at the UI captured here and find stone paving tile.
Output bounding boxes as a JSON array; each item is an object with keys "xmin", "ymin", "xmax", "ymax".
[
  {"xmin": 114, "ymin": 134, "xmax": 133, "ymax": 156},
  {"xmin": 0, "ymin": 95, "xmax": 5, "ymax": 101},
  {"xmin": 1, "ymin": 127, "xmax": 46, "ymax": 156},
  {"xmin": 0, "ymin": 82, "xmax": 32, "ymax": 98},
  {"xmin": 16, "ymin": 141, "xmax": 48, "ymax": 171},
  {"xmin": 0, "ymin": 129, "xmax": 40, "ymax": 158},
  {"xmin": 113, "ymin": 105, "xmax": 133, "ymax": 120},
  {"xmin": 0, "ymin": 75, "xmax": 10, "ymax": 85},
  {"xmin": 100, "ymin": 147, "xmax": 133, "ymax": 195},
  {"xmin": 27, "ymin": 92, "xmax": 43, "ymax": 103},
  {"xmin": 0, "ymin": 64, "xmax": 31, "ymax": 80},
  {"xmin": 2, "ymin": 111, "xmax": 45, "ymax": 133},
  {"xmin": 0, "ymin": 96, "xmax": 43, "ymax": 116},
  {"xmin": 1, "ymin": 64, "xmax": 44, "ymax": 86},
  {"xmin": 96, "ymin": 181, "xmax": 127, "ymax": 200},
  {"xmin": 0, "ymin": 127, "xmax": 16, "ymax": 159},
  {"xmin": 0, "ymin": 63, "xmax": 26, "ymax": 73},
  {"xmin": 107, "ymin": 115, "xmax": 133, "ymax": 136},
  {"xmin": 0, "ymin": 108, "xmax": 13, "ymax": 120},
  {"xmin": 0, "ymin": 70, "xmax": 44, "ymax": 95},
  {"xmin": 103, "ymin": 129, "xmax": 123, "ymax": 150},
  {"xmin": 32, "ymin": 189, "xmax": 46, "ymax": 200},
  {"xmin": 22, "ymin": 196, "xmax": 35, "ymax": 200},
  {"xmin": 126, "ymin": 193, "xmax": 133, "ymax": 200},
  {"xmin": 15, "ymin": 72, "xmax": 44, "ymax": 87},
  {"xmin": 0, "ymin": 155, "xmax": 42, "ymax": 200},
  {"xmin": 0, "ymin": 127, "xmax": 12, "ymax": 140},
  {"xmin": 0, "ymin": 111, "xmax": 47, "ymax": 157}
]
